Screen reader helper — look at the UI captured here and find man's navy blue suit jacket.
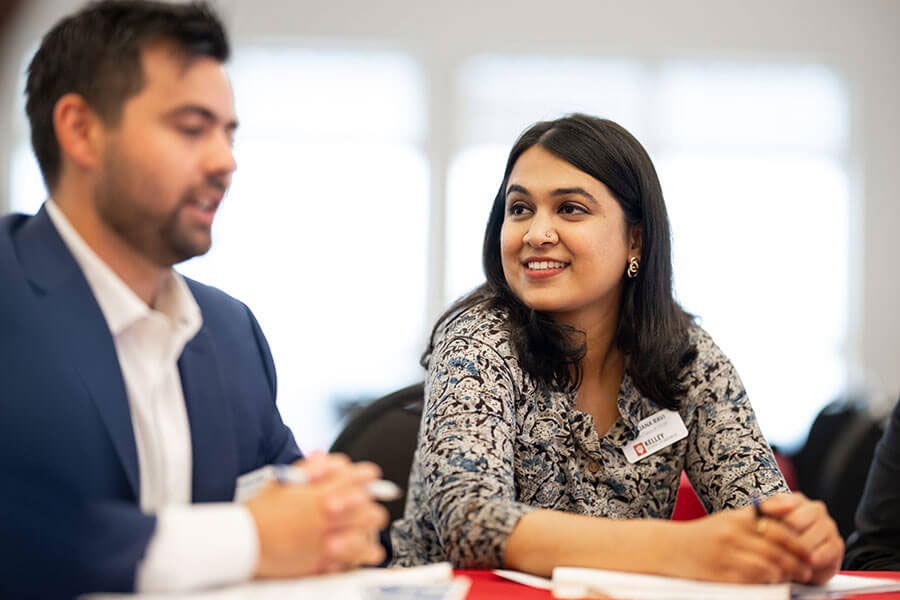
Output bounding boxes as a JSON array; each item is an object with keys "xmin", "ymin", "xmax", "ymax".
[{"xmin": 0, "ymin": 206, "xmax": 303, "ymax": 598}]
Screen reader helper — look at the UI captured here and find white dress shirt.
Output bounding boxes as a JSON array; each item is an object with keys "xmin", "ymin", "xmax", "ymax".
[{"xmin": 46, "ymin": 200, "xmax": 259, "ymax": 592}]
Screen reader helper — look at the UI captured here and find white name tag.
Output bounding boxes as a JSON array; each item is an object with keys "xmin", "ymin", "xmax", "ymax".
[{"xmin": 621, "ymin": 409, "xmax": 688, "ymax": 464}]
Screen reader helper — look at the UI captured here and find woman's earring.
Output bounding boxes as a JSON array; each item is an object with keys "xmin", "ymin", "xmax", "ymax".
[{"xmin": 626, "ymin": 256, "xmax": 640, "ymax": 279}]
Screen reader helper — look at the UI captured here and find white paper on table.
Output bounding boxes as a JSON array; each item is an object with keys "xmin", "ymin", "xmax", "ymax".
[
  {"xmin": 493, "ymin": 569, "xmax": 553, "ymax": 589},
  {"xmin": 551, "ymin": 567, "xmax": 790, "ymax": 600},
  {"xmin": 82, "ymin": 562, "xmax": 455, "ymax": 600},
  {"xmin": 791, "ymin": 573, "xmax": 900, "ymax": 598},
  {"xmin": 497, "ymin": 566, "xmax": 900, "ymax": 600}
]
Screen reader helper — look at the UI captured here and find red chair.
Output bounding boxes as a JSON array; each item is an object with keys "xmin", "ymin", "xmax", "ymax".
[{"xmin": 671, "ymin": 472, "xmax": 707, "ymax": 520}]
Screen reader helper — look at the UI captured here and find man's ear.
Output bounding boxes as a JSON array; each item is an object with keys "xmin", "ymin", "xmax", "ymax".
[
  {"xmin": 629, "ymin": 223, "xmax": 643, "ymax": 256},
  {"xmin": 53, "ymin": 93, "xmax": 104, "ymax": 173}
]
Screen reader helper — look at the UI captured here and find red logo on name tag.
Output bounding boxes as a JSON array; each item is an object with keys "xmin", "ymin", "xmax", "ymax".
[{"xmin": 633, "ymin": 442, "xmax": 646, "ymax": 456}]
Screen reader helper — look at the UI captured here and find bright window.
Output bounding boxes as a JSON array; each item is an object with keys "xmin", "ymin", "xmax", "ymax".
[{"xmin": 657, "ymin": 63, "xmax": 849, "ymax": 448}]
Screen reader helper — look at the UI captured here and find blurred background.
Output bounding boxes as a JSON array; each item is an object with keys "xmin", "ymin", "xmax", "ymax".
[{"xmin": 2, "ymin": 0, "xmax": 898, "ymax": 455}]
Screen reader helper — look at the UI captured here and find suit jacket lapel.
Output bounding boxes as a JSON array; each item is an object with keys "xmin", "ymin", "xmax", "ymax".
[
  {"xmin": 16, "ymin": 206, "xmax": 141, "ymax": 498},
  {"xmin": 17, "ymin": 206, "xmax": 240, "ymax": 503},
  {"xmin": 179, "ymin": 328, "xmax": 239, "ymax": 502}
]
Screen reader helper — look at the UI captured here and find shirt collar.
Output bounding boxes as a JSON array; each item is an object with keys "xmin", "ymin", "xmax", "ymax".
[
  {"xmin": 44, "ymin": 199, "xmax": 202, "ymax": 340},
  {"xmin": 617, "ymin": 372, "xmax": 653, "ymax": 437}
]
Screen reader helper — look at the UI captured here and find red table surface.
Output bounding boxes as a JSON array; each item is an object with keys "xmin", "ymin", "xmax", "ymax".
[{"xmin": 455, "ymin": 570, "xmax": 900, "ymax": 600}]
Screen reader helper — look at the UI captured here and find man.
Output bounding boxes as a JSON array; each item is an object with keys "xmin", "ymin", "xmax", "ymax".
[
  {"xmin": 0, "ymin": 1, "xmax": 387, "ymax": 596},
  {"xmin": 844, "ymin": 397, "xmax": 900, "ymax": 570}
]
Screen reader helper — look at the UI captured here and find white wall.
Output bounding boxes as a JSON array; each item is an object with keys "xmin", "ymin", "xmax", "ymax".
[{"xmin": 3, "ymin": 0, "xmax": 899, "ymax": 405}]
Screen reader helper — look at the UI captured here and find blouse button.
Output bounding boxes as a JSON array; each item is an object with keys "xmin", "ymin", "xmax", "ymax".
[{"xmin": 587, "ymin": 460, "xmax": 600, "ymax": 473}]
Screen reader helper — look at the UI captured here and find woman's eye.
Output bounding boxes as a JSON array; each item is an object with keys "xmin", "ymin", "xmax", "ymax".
[
  {"xmin": 508, "ymin": 204, "xmax": 531, "ymax": 216},
  {"xmin": 560, "ymin": 204, "xmax": 586, "ymax": 215}
]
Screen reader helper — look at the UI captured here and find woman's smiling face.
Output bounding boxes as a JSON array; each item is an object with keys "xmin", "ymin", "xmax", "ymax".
[{"xmin": 500, "ymin": 144, "xmax": 641, "ymax": 326}]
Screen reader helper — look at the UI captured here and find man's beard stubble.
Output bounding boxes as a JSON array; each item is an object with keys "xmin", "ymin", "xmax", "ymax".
[{"xmin": 94, "ymin": 152, "xmax": 218, "ymax": 268}]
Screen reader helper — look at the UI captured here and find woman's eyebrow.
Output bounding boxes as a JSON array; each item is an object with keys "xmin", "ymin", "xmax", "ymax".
[
  {"xmin": 552, "ymin": 187, "xmax": 598, "ymax": 205},
  {"xmin": 506, "ymin": 184, "xmax": 532, "ymax": 197}
]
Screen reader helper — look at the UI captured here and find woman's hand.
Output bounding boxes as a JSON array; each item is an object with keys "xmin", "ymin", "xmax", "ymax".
[
  {"xmin": 665, "ymin": 505, "xmax": 815, "ymax": 584},
  {"xmin": 759, "ymin": 492, "xmax": 844, "ymax": 584}
]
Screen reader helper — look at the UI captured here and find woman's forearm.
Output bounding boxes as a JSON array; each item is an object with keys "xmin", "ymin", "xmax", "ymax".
[
  {"xmin": 503, "ymin": 509, "xmax": 673, "ymax": 577},
  {"xmin": 503, "ymin": 502, "xmax": 840, "ymax": 584}
]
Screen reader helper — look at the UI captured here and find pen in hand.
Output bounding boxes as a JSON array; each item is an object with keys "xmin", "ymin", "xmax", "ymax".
[
  {"xmin": 235, "ymin": 464, "xmax": 403, "ymax": 503},
  {"xmin": 272, "ymin": 464, "xmax": 402, "ymax": 501},
  {"xmin": 752, "ymin": 497, "xmax": 770, "ymax": 534}
]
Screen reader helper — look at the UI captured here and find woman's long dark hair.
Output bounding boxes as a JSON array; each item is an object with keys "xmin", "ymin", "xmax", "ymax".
[{"xmin": 425, "ymin": 114, "xmax": 697, "ymax": 410}]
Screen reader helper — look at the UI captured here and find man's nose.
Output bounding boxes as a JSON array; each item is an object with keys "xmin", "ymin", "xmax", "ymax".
[{"xmin": 205, "ymin": 131, "xmax": 237, "ymax": 176}]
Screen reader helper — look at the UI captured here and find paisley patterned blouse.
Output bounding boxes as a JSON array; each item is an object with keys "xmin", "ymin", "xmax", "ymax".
[{"xmin": 390, "ymin": 301, "xmax": 788, "ymax": 568}]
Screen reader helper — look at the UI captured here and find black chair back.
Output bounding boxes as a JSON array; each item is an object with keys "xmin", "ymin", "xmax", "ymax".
[
  {"xmin": 330, "ymin": 382, "xmax": 425, "ymax": 524},
  {"xmin": 792, "ymin": 398, "xmax": 886, "ymax": 539}
]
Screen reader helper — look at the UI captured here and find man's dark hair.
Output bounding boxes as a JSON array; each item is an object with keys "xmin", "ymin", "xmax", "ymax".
[
  {"xmin": 425, "ymin": 114, "xmax": 698, "ymax": 410},
  {"xmin": 25, "ymin": 0, "xmax": 230, "ymax": 190}
]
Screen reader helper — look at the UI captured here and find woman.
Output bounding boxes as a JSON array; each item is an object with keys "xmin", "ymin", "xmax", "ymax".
[{"xmin": 390, "ymin": 114, "xmax": 843, "ymax": 583}]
